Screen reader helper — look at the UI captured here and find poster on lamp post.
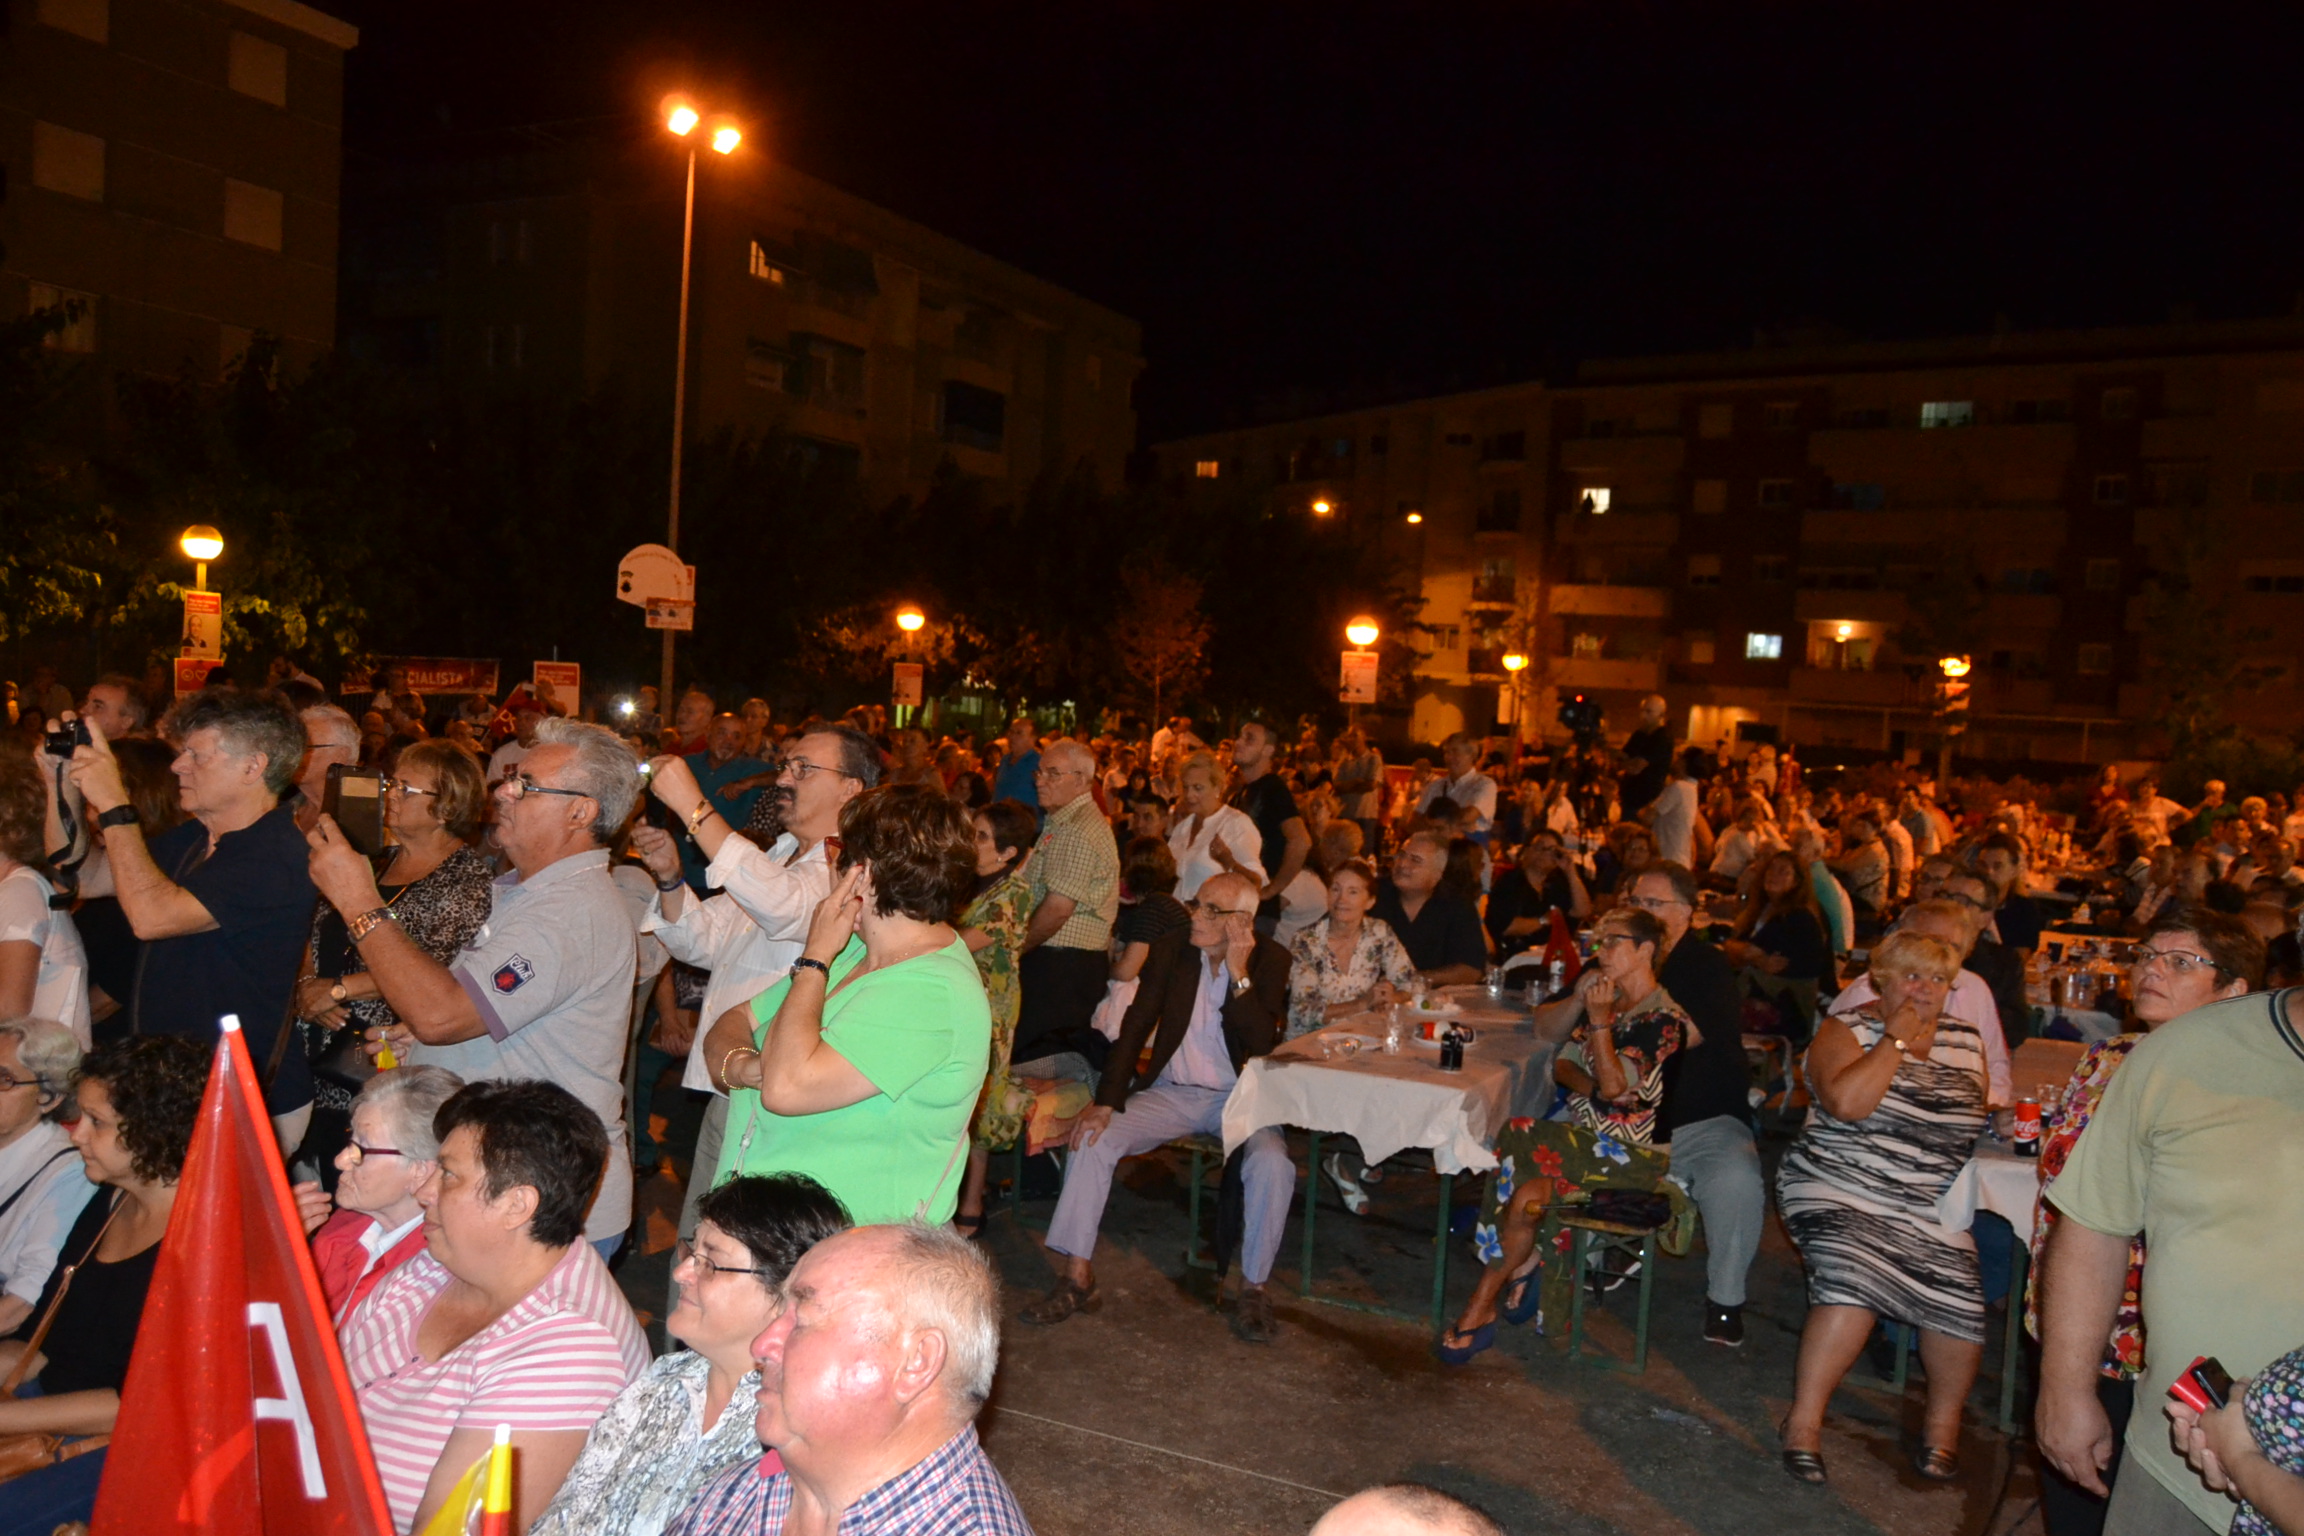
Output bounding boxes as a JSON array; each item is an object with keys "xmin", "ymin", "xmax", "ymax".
[
  {"xmin": 891, "ymin": 663, "xmax": 924, "ymax": 708},
  {"xmin": 533, "ymin": 661, "xmax": 582, "ymax": 715},
  {"xmin": 645, "ymin": 598, "xmax": 695, "ymax": 631},
  {"xmin": 181, "ymin": 590, "xmax": 224, "ymax": 662},
  {"xmin": 1339, "ymin": 649, "xmax": 1379, "ymax": 704}
]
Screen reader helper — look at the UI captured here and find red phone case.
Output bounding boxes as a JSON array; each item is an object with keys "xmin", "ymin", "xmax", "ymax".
[{"xmin": 2168, "ymin": 1355, "xmax": 2229, "ymax": 1413}]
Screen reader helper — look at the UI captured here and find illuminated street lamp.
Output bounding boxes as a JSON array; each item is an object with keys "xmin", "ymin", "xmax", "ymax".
[
  {"xmin": 1502, "ymin": 652, "xmax": 1528, "ymax": 673},
  {"xmin": 1939, "ymin": 654, "xmax": 1972, "ymax": 678},
  {"xmin": 1404, "ymin": 510, "xmax": 1423, "ymax": 525},
  {"xmin": 658, "ymin": 93, "xmax": 745, "ymax": 706},
  {"xmin": 1835, "ymin": 622, "xmax": 1854, "ymax": 641},
  {"xmin": 1345, "ymin": 616, "xmax": 1381, "ymax": 649},
  {"xmin": 179, "ymin": 525, "xmax": 223, "ymax": 592},
  {"xmin": 895, "ymin": 605, "xmax": 926, "ymax": 633},
  {"xmin": 1311, "ymin": 497, "xmax": 1334, "ymax": 517}
]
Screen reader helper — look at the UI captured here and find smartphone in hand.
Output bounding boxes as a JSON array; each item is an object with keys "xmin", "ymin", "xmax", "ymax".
[{"xmin": 2169, "ymin": 1355, "xmax": 2233, "ymax": 1413}]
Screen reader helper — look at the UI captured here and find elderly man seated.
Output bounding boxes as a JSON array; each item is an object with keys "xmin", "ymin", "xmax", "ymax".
[
  {"xmin": 666, "ymin": 1224, "xmax": 1029, "ymax": 1536},
  {"xmin": 1017, "ymin": 869, "xmax": 1295, "ymax": 1342}
]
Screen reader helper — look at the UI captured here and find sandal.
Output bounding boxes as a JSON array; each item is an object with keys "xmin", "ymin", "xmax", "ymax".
[
  {"xmin": 1780, "ymin": 1421, "xmax": 1826, "ymax": 1484},
  {"xmin": 1500, "ymin": 1270, "xmax": 1543, "ymax": 1327},
  {"xmin": 1431, "ymin": 1321, "xmax": 1495, "ymax": 1365},
  {"xmin": 1017, "ymin": 1277, "xmax": 1100, "ymax": 1326},
  {"xmin": 1322, "ymin": 1152, "xmax": 1370, "ymax": 1217},
  {"xmin": 1914, "ymin": 1445, "xmax": 1958, "ymax": 1482}
]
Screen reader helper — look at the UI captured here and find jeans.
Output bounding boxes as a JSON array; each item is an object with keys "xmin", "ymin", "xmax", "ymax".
[
  {"xmin": 0, "ymin": 1446, "xmax": 106, "ymax": 1536},
  {"xmin": 1664, "ymin": 1114, "xmax": 1764, "ymax": 1308},
  {"xmin": 1045, "ymin": 1083, "xmax": 1293, "ymax": 1285}
]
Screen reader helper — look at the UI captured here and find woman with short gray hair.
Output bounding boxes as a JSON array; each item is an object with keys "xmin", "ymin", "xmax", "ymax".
[
  {"xmin": 291, "ymin": 1064, "xmax": 461, "ymax": 1321},
  {"xmin": 0, "ymin": 1017, "xmax": 94, "ymax": 1335}
]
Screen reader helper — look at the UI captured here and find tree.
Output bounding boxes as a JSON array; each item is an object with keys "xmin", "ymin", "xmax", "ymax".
[
  {"xmin": 2139, "ymin": 515, "xmax": 2277, "ymax": 761},
  {"xmin": 1111, "ymin": 559, "xmax": 1210, "ymax": 725}
]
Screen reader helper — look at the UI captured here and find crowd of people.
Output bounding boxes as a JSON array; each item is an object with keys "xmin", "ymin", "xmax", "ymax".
[{"xmin": 0, "ymin": 662, "xmax": 2299, "ymax": 1535}]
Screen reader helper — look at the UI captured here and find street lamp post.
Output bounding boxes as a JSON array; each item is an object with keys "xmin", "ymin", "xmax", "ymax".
[
  {"xmin": 1936, "ymin": 654, "xmax": 1972, "ymax": 786},
  {"xmin": 659, "ymin": 96, "xmax": 742, "ymax": 710},
  {"xmin": 893, "ymin": 604, "xmax": 926, "ymax": 727},
  {"xmin": 178, "ymin": 525, "xmax": 223, "ymax": 593},
  {"xmin": 1501, "ymin": 650, "xmax": 1529, "ymax": 751},
  {"xmin": 1344, "ymin": 615, "xmax": 1380, "ymax": 729}
]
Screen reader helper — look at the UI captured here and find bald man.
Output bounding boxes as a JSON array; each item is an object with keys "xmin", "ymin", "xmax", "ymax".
[{"xmin": 1311, "ymin": 1485, "xmax": 1504, "ymax": 1536}]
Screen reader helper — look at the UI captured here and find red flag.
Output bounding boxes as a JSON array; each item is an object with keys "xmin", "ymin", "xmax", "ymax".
[{"xmin": 92, "ymin": 1017, "xmax": 394, "ymax": 1535}]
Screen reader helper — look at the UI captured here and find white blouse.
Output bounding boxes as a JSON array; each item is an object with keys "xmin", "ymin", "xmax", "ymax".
[
  {"xmin": 0, "ymin": 865, "xmax": 89, "ymax": 1048},
  {"xmin": 1167, "ymin": 805, "xmax": 1268, "ymax": 900}
]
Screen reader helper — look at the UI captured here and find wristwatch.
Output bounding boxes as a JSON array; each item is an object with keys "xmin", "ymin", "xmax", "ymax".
[
  {"xmin": 329, "ymin": 980, "xmax": 349, "ymax": 1004},
  {"xmin": 654, "ymin": 873, "xmax": 686, "ymax": 893},
  {"xmin": 95, "ymin": 805, "xmax": 139, "ymax": 831},
  {"xmin": 1887, "ymin": 1036, "xmax": 1908, "ymax": 1056}
]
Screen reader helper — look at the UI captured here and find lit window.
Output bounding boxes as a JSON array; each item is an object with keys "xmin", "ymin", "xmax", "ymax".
[
  {"xmin": 748, "ymin": 240, "xmax": 791, "ymax": 285},
  {"xmin": 1577, "ymin": 486, "xmax": 1611, "ymax": 516},
  {"xmin": 26, "ymin": 283, "xmax": 97, "ymax": 353},
  {"xmin": 1572, "ymin": 632, "xmax": 1604, "ymax": 659},
  {"xmin": 1194, "ymin": 460, "xmax": 1220, "ymax": 479},
  {"xmin": 1745, "ymin": 632, "xmax": 1784, "ymax": 660},
  {"xmin": 1920, "ymin": 401, "xmax": 1976, "ymax": 429}
]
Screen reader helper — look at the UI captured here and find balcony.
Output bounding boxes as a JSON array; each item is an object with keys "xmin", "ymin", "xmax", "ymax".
[
  {"xmin": 1789, "ymin": 667, "xmax": 1935, "ymax": 708},
  {"xmin": 1467, "ymin": 577, "xmax": 1519, "ymax": 607},
  {"xmin": 1809, "ymin": 421, "xmax": 2074, "ymax": 480},
  {"xmin": 1465, "ymin": 647, "xmax": 1508, "ymax": 679},
  {"xmin": 1799, "ymin": 506, "xmax": 2069, "ymax": 548},
  {"xmin": 1557, "ymin": 510, "xmax": 1681, "ymax": 547},
  {"xmin": 1794, "ymin": 589, "xmax": 1909, "ymax": 625},
  {"xmin": 1551, "ymin": 657, "xmax": 1665, "ymax": 691},
  {"xmin": 1558, "ymin": 435, "xmax": 1685, "ymax": 476},
  {"xmin": 1549, "ymin": 584, "xmax": 1672, "ymax": 619}
]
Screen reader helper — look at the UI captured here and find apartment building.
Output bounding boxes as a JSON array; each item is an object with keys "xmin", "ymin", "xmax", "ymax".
[
  {"xmin": 0, "ymin": 0, "xmax": 355, "ymax": 377},
  {"xmin": 1155, "ymin": 317, "xmax": 2304, "ymax": 762},
  {"xmin": 345, "ymin": 123, "xmax": 1143, "ymax": 509}
]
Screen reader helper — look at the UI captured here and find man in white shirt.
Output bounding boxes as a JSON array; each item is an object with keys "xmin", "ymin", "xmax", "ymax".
[
  {"xmin": 1414, "ymin": 733, "xmax": 1499, "ymax": 840},
  {"xmin": 0, "ymin": 1021, "xmax": 96, "ymax": 1334},
  {"xmin": 1642, "ymin": 746, "xmax": 1702, "ymax": 869},
  {"xmin": 485, "ymin": 698, "xmax": 550, "ymax": 787},
  {"xmin": 639, "ymin": 725, "xmax": 876, "ymax": 1247}
]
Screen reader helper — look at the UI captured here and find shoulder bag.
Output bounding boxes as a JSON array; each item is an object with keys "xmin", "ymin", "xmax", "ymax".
[{"xmin": 0, "ymin": 1194, "xmax": 124, "ymax": 1483}]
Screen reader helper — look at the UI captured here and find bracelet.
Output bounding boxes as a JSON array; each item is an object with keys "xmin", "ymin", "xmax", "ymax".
[
  {"xmin": 790, "ymin": 957, "xmax": 830, "ymax": 979},
  {"xmin": 655, "ymin": 874, "xmax": 686, "ymax": 893},
  {"xmin": 718, "ymin": 1045, "xmax": 760, "ymax": 1092},
  {"xmin": 94, "ymin": 805, "xmax": 140, "ymax": 832},
  {"xmin": 345, "ymin": 908, "xmax": 396, "ymax": 944},
  {"xmin": 688, "ymin": 801, "xmax": 716, "ymax": 835}
]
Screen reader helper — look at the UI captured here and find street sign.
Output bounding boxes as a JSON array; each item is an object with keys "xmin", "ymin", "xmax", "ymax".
[
  {"xmin": 181, "ymin": 590, "xmax": 224, "ymax": 662},
  {"xmin": 616, "ymin": 545, "xmax": 695, "ymax": 607},
  {"xmin": 645, "ymin": 598, "xmax": 695, "ymax": 632},
  {"xmin": 891, "ymin": 662, "xmax": 924, "ymax": 708},
  {"xmin": 533, "ymin": 661, "xmax": 581, "ymax": 713},
  {"xmin": 1339, "ymin": 649, "xmax": 1379, "ymax": 704},
  {"xmin": 342, "ymin": 658, "xmax": 502, "ymax": 696}
]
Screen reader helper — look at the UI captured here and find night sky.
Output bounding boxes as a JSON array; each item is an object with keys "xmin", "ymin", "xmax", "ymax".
[{"xmin": 336, "ymin": 1, "xmax": 2304, "ymax": 440}]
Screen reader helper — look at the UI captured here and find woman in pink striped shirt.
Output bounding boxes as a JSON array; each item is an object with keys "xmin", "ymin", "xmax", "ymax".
[{"xmin": 340, "ymin": 1079, "xmax": 648, "ymax": 1534}]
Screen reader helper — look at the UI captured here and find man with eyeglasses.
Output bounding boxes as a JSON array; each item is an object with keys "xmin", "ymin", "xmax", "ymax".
[
  {"xmin": 1619, "ymin": 864, "xmax": 1769, "ymax": 1346},
  {"xmin": 292, "ymin": 703, "xmax": 364, "ymax": 835},
  {"xmin": 1371, "ymin": 831, "xmax": 1485, "ymax": 987},
  {"xmin": 1020, "ymin": 871, "xmax": 1294, "ymax": 1342},
  {"xmin": 2039, "ymin": 910, "xmax": 2304, "ymax": 1536},
  {"xmin": 309, "ymin": 717, "xmax": 646, "ymax": 1257},
  {"xmin": 1012, "ymin": 739, "xmax": 1120, "ymax": 1077},
  {"xmin": 639, "ymin": 725, "xmax": 877, "ymax": 1263}
]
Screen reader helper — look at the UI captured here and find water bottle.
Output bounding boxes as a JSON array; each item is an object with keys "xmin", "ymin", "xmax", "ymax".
[
  {"xmin": 1548, "ymin": 959, "xmax": 1566, "ymax": 1001},
  {"xmin": 1484, "ymin": 965, "xmax": 1505, "ymax": 1000}
]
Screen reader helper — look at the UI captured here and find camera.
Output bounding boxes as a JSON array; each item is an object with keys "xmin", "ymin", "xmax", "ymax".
[
  {"xmin": 1555, "ymin": 690, "xmax": 1604, "ymax": 746},
  {"xmin": 45, "ymin": 712, "xmax": 89, "ymax": 758}
]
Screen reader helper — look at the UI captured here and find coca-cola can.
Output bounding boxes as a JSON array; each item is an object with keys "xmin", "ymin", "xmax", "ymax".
[{"xmin": 2013, "ymin": 1097, "xmax": 2042, "ymax": 1157}]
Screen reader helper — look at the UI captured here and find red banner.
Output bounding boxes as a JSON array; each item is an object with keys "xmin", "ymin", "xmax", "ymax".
[
  {"xmin": 341, "ymin": 657, "xmax": 501, "ymax": 697},
  {"xmin": 92, "ymin": 1021, "xmax": 393, "ymax": 1535}
]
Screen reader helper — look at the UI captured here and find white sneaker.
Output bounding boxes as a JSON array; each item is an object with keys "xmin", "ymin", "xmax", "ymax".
[{"xmin": 1322, "ymin": 1152, "xmax": 1370, "ymax": 1216}]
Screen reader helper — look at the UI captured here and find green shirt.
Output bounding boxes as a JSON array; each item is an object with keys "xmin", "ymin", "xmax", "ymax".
[
  {"xmin": 2046, "ymin": 989, "xmax": 2304, "ymax": 1532},
  {"xmin": 716, "ymin": 934, "xmax": 991, "ymax": 1224}
]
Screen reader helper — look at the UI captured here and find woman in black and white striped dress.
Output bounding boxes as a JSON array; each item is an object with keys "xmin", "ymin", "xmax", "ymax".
[{"xmin": 1776, "ymin": 929, "xmax": 1989, "ymax": 1486}]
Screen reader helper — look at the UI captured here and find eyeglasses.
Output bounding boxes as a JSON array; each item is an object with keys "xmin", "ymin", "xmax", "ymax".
[
  {"xmin": 673, "ymin": 1240, "xmax": 771, "ymax": 1279},
  {"xmin": 343, "ymin": 1140, "xmax": 402, "ymax": 1164},
  {"xmin": 1189, "ymin": 900, "xmax": 1255, "ymax": 918},
  {"xmin": 1594, "ymin": 933, "xmax": 1641, "ymax": 951},
  {"xmin": 505, "ymin": 773, "xmax": 588, "ymax": 802},
  {"xmin": 0, "ymin": 1071, "xmax": 42, "ymax": 1093},
  {"xmin": 779, "ymin": 759, "xmax": 856, "ymax": 784},
  {"xmin": 382, "ymin": 778, "xmax": 438, "ymax": 798},
  {"xmin": 2132, "ymin": 947, "xmax": 2218, "ymax": 976},
  {"xmin": 1623, "ymin": 894, "xmax": 1691, "ymax": 912}
]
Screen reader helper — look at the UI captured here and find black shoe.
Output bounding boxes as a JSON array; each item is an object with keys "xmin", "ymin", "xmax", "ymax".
[{"xmin": 1704, "ymin": 1302, "xmax": 1745, "ymax": 1348}]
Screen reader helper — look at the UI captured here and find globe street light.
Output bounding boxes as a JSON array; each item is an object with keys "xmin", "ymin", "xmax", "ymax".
[
  {"xmin": 179, "ymin": 525, "xmax": 223, "ymax": 592},
  {"xmin": 1939, "ymin": 654, "xmax": 1972, "ymax": 679},
  {"xmin": 895, "ymin": 605, "xmax": 926, "ymax": 633},
  {"xmin": 1346, "ymin": 616, "xmax": 1380, "ymax": 649},
  {"xmin": 658, "ymin": 93, "xmax": 744, "ymax": 708},
  {"xmin": 1311, "ymin": 497, "xmax": 1333, "ymax": 516}
]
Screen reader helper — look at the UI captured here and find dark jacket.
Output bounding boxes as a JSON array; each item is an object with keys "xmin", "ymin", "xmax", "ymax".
[{"xmin": 1097, "ymin": 930, "xmax": 1291, "ymax": 1110}]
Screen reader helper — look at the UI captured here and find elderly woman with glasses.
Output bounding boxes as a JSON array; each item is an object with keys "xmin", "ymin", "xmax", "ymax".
[
  {"xmin": 533, "ymin": 1174, "xmax": 849, "ymax": 1536},
  {"xmin": 1437, "ymin": 907, "xmax": 1695, "ymax": 1363},
  {"xmin": 289, "ymin": 1065, "xmax": 463, "ymax": 1321},
  {"xmin": 2022, "ymin": 906, "xmax": 2262, "ymax": 1530},
  {"xmin": 1777, "ymin": 928, "xmax": 1990, "ymax": 1485},
  {"xmin": 0, "ymin": 1018, "xmax": 94, "ymax": 1337},
  {"xmin": 293, "ymin": 742, "xmax": 493, "ymax": 1172}
]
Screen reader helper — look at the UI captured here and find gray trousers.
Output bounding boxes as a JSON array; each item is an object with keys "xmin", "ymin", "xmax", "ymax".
[
  {"xmin": 2103, "ymin": 1466, "xmax": 2223, "ymax": 1536},
  {"xmin": 1046, "ymin": 1083, "xmax": 1293, "ymax": 1285},
  {"xmin": 1667, "ymin": 1114, "xmax": 1764, "ymax": 1308}
]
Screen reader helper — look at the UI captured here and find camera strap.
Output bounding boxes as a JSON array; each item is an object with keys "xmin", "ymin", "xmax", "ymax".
[{"xmin": 44, "ymin": 760, "xmax": 85, "ymax": 903}]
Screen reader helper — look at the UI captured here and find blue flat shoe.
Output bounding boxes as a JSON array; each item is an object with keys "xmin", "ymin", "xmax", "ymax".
[
  {"xmin": 1500, "ymin": 1272, "xmax": 1543, "ymax": 1327},
  {"xmin": 1432, "ymin": 1322, "xmax": 1495, "ymax": 1365}
]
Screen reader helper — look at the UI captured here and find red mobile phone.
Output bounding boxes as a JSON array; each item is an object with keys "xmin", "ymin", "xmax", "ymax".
[{"xmin": 2169, "ymin": 1355, "xmax": 2233, "ymax": 1413}]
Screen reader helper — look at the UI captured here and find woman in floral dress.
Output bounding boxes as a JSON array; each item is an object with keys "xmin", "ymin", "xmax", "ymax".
[
  {"xmin": 2028, "ymin": 907, "xmax": 2260, "ymax": 1532},
  {"xmin": 951, "ymin": 799, "xmax": 1039, "ymax": 1235},
  {"xmin": 1435, "ymin": 906, "xmax": 1691, "ymax": 1363}
]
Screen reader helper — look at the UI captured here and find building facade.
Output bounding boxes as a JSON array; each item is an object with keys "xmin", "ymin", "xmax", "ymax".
[
  {"xmin": 0, "ymin": 0, "xmax": 354, "ymax": 377},
  {"xmin": 345, "ymin": 125, "xmax": 1143, "ymax": 509},
  {"xmin": 1154, "ymin": 318, "xmax": 2304, "ymax": 762}
]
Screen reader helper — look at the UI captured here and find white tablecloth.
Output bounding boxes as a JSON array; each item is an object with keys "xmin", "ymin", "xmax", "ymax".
[
  {"xmin": 1937, "ymin": 1140, "xmax": 2041, "ymax": 1235},
  {"xmin": 1221, "ymin": 1007, "xmax": 1558, "ymax": 1174}
]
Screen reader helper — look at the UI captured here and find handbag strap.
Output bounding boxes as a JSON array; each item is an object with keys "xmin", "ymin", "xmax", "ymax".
[
  {"xmin": 2, "ymin": 1192, "xmax": 123, "ymax": 1399},
  {"xmin": 0, "ymin": 1148, "xmax": 74, "ymax": 1228}
]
